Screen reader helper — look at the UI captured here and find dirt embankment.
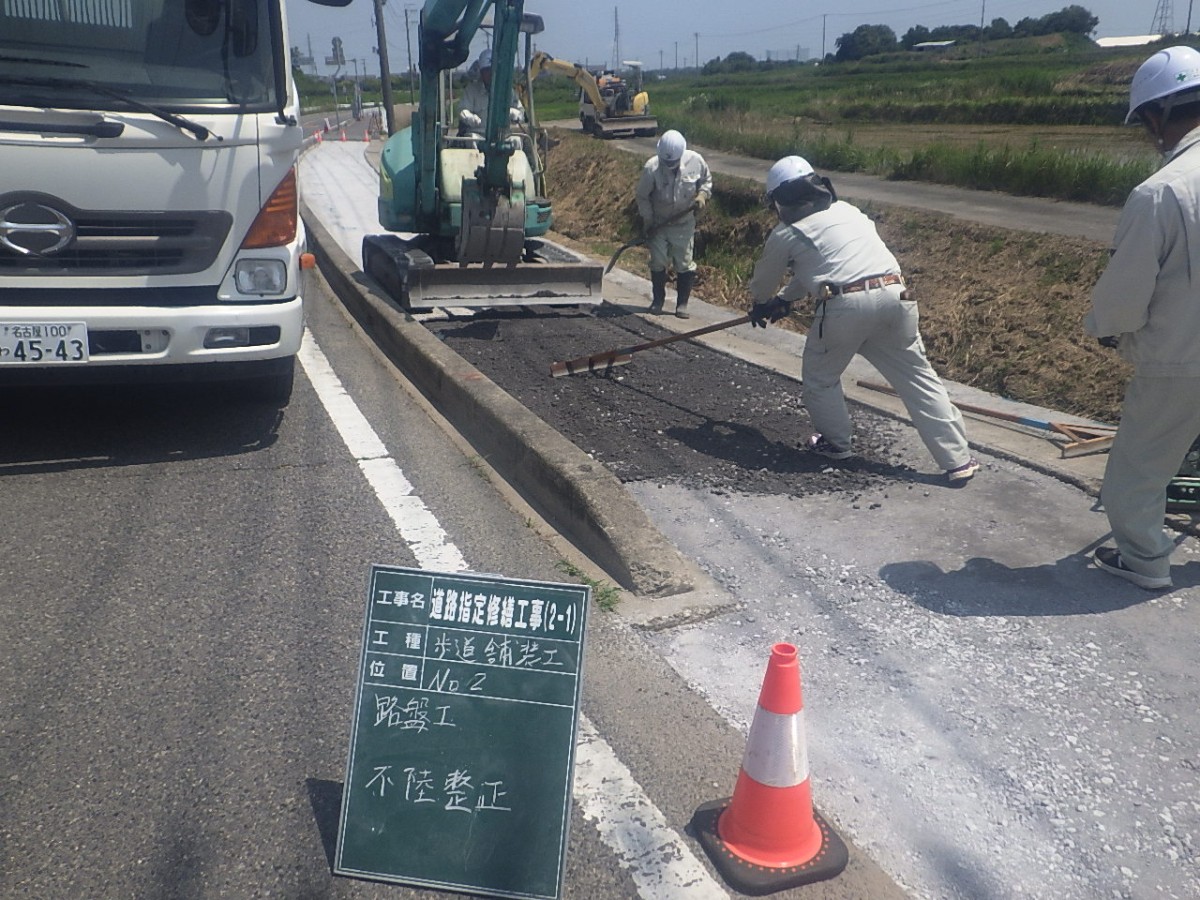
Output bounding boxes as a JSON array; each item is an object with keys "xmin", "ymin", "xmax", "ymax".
[{"xmin": 543, "ymin": 130, "xmax": 1130, "ymax": 423}]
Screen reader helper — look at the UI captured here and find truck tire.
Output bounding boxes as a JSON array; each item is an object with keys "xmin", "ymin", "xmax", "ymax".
[{"xmin": 246, "ymin": 356, "xmax": 295, "ymax": 406}]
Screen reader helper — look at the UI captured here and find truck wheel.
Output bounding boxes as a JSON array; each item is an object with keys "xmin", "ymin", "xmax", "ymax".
[{"xmin": 246, "ymin": 357, "xmax": 295, "ymax": 406}]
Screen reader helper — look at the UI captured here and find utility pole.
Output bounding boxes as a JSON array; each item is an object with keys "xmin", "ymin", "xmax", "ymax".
[
  {"xmin": 611, "ymin": 7, "xmax": 620, "ymax": 71},
  {"xmin": 404, "ymin": 6, "xmax": 417, "ymax": 103},
  {"xmin": 694, "ymin": 32, "xmax": 699, "ymax": 70},
  {"xmin": 674, "ymin": 41, "xmax": 678, "ymax": 70},
  {"xmin": 821, "ymin": 14, "xmax": 827, "ymax": 61},
  {"xmin": 371, "ymin": 0, "xmax": 395, "ymax": 135},
  {"xmin": 1188, "ymin": 0, "xmax": 1195, "ymax": 33}
]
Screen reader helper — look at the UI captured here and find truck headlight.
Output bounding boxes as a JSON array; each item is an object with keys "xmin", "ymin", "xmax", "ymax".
[{"xmin": 234, "ymin": 259, "xmax": 287, "ymax": 295}]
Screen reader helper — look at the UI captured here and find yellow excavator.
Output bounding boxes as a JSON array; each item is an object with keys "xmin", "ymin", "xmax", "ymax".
[{"xmin": 522, "ymin": 52, "xmax": 658, "ymax": 138}]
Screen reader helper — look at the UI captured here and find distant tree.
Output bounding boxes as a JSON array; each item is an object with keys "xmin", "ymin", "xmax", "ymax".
[
  {"xmin": 835, "ymin": 24, "xmax": 898, "ymax": 61},
  {"xmin": 1012, "ymin": 15, "xmax": 1039, "ymax": 37},
  {"xmin": 701, "ymin": 50, "xmax": 758, "ymax": 75},
  {"xmin": 1041, "ymin": 4, "xmax": 1099, "ymax": 35},
  {"xmin": 901, "ymin": 25, "xmax": 931, "ymax": 50},
  {"xmin": 985, "ymin": 17, "xmax": 1013, "ymax": 40}
]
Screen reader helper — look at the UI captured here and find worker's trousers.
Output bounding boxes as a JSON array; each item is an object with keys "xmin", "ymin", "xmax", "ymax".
[
  {"xmin": 1101, "ymin": 374, "xmax": 1200, "ymax": 578},
  {"xmin": 801, "ymin": 284, "xmax": 971, "ymax": 471},
  {"xmin": 647, "ymin": 219, "xmax": 696, "ymax": 274}
]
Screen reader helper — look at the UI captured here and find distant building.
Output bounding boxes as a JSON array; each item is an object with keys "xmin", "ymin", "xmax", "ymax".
[
  {"xmin": 912, "ymin": 40, "xmax": 956, "ymax": 52},
  {"xmin": 1095, "ymin": 35, "xmax": 1166, "ymax": 48}
]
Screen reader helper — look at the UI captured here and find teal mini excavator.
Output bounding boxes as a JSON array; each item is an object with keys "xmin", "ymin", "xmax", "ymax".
[{"xmin": 362, "ymin": 0, "xmax": 602, "ymax": 311}]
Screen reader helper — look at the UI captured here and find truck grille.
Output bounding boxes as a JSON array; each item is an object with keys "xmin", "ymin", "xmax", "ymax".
[{"xmin": 0, "ymin": 197, "xmax": 232, "ymax": 276}]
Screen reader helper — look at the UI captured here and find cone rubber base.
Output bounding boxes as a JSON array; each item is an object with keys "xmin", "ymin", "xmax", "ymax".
[{"xmin": 691, "ymin": 798, "xmax": 848, "ymax": 896}]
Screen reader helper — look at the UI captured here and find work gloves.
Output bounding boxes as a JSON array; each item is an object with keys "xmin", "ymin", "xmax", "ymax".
[
  {"xmin": 694, "ymin": 193, "xmax": 709, "ymax": 210},
  {"xmin": 1098, "ymin": 335, "xmax": 1120, "ymax": 349},
  {"xmin": 750, "ymin": 295, "xmax": 791, "ymax": 328},
  {"xmin": 509, "ymin": 107, "xmax": 524, "ymax": 124},
  {"xmin": 459, "ymin": 110, "xmax": 483, "ymax": 130}
]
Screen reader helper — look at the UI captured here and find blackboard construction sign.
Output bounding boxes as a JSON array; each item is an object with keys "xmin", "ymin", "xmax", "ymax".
[{"xmin": 334, "ymin": 565, "xmax": 590, "ymax": 899}]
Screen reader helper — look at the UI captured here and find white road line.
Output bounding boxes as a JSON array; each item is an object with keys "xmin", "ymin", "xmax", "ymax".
[
  {"xmin": 298, "ymin": 330, "xmax": 467, "ymax": 572},
  {"xmin": 575, "ymin": 716, "xmax": 729, "ymax": 899},
  {"xmin": 298, "ymin": 328, "xmax": 728, "ymax": 899}
]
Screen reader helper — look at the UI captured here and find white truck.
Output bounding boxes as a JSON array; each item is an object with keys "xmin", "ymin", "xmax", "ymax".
[{"xmin": 0, "ymin": 0, "xmax": 347, "ymax": 403}]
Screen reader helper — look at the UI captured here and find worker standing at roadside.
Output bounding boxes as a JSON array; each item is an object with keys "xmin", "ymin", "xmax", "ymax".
[
  {"xmin": 458, "ymin": 48, "xmax": 524, "ymax": 135},
  {"xmin": 635, "ymin": 129, "xmax": 712, "ymax": 318},
  {"xmin": 1085, "ymin": 45, "xmax": 1200, "ymax": 591},
  {"xmin": 745, "ymin": 155, "xmax": 979, "ymax": 484}
]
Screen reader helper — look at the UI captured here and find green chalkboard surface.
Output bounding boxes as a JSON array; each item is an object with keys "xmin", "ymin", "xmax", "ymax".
[{"xmin": 334, "ymin": 565, "xmax": 590, "ymax": 899}]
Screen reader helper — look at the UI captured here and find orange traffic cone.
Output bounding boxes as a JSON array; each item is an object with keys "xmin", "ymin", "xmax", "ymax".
[
  {"xmin": 693, "ymin": 643, "xmax": 848, "ymax": 894},
  {"xmin": 315, "ymin": 129, "xmax": 322, "ymax": 143},
  {"xmin": 339, "ymin": 128, "xmax": 347, "ymax": 142},
  {"xmin": 363, "ymin": 129, "xmax": 369, "ymax": 142}
]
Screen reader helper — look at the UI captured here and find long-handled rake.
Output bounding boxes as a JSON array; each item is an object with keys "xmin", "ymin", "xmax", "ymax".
[{"xmin": 550, "ymin": 314, "xmax": 753, "ymax": 377}]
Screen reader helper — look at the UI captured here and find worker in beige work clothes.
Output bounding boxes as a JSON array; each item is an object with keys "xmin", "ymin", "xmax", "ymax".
[
  {"xmin": 458, "ymin": 48, "xmax": 523, "ymax": 135},
  {"xmin": 1085, "ymin": 46, "xmax": 1200, "ymax": 591},
  {"xmin": 746, "ymin": 155, "xmax": 979, "ymax": 484},
  {"xmin": 635, "ymin": 129, "xmax": 712, "ymax": 318}
]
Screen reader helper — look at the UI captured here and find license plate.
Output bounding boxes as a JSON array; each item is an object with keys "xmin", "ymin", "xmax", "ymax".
[{"xmin": 0, "ymin": 323, "xmax": 89, "ymax": 365}]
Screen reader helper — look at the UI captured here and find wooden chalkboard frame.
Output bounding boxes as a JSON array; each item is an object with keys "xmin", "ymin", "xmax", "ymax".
[{"xmin": 334, "ymin": 565, "xmax": 590, "ymax": 899}]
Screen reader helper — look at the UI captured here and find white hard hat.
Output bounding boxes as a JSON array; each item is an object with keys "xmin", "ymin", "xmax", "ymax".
[
  {"xmin": 477, "ymin": 48, "xmax": 493, "ymax": 69},
  {"xmin": 766, "ymin": 156, "xmax": 815, "ymax": 198},
  {"xmin": 1127, "ymin": 45, "xmax": 1200, "ymax": 124},
  {"xmin": 657, "ymin": 130, "xmax": 686, "ymax": 163}
]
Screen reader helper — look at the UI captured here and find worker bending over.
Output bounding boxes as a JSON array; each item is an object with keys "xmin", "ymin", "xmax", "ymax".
[
  {"xmin": 635, "ymin": 129, "xmax": 712, "ymax": 318},
  {"xmin": 1085, "ymin": 46, "xmax": 1200, "ymax": 590},
  {"xmin": 746, "ymin": 155, "xmax": 979, "ymax": 484}
]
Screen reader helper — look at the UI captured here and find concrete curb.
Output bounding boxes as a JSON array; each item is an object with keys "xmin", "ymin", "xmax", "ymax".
[{"xmin": 302, "ymin": 201, "xmax": 713, "ymax": 601}]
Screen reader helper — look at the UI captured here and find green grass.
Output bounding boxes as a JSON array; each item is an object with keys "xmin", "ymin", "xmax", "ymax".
[{"xmin": 555, "ymin": 560, "xmax": 621, "ymax": 612}]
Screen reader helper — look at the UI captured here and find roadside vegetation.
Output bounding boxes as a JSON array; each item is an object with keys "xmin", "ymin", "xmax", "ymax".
[{"xmin": 523, "ymin": 31, "xmax": 1162, "ymax": 206}]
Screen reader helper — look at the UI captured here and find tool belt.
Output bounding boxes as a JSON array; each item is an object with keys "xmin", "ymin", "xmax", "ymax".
[{"xmin": 828, "ymin": 273, "xmax": 904, "ymax": 295}]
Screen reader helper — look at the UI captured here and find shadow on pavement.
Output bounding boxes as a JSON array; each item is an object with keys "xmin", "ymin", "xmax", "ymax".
[
  {"xmin": 305, "ymin": 777, "xmax": 344, "ymax": 872},
  {"xmin": 879, "ymin": 554, "xmax": 1200, "ymax": 616},
  {"xmin": 0, "ymin": 382, "xmax": 284, "ymax": 475}
]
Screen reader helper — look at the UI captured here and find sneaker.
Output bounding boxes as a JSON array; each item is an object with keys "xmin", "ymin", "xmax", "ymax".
[
  {"xmin": 946, "ymin": 457, "xmax": 981, "ymax": 483},
  {"xmin": 806, "ymin": 433, "xmax": 853, "ymax": 460},
  {"xmin": 1093, "ymin": 547, "xmax": 1171, "ymax": 590}
]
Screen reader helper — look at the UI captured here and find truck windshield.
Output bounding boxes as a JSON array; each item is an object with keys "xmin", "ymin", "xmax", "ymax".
[{"xmin": 0, "ymin": 0, "xmax": 278, "ymax": 111}]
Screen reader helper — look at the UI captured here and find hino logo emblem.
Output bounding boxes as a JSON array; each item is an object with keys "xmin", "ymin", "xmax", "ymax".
[{"xmin": 0, "ymin": 202, "xmax": 76, "ymax": 256}]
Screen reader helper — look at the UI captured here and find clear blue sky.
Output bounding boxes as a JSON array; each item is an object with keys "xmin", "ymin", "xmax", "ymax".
[{"xmin": 286, "ymin": 0, "xmax": 1176, "ymax": 77}]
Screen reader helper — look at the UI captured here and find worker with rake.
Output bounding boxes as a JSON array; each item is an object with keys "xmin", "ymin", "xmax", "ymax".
[
  {"xmin": 635, "ymin": 129, "xmax": 712, "ymax": 319},
  {"xmin": 1086, "ymin": 46, "xmax": 1200, "ymax": 591},
  {"xmin": 744, "ymin": 155, "xmax": 980, "ymax": 484}
]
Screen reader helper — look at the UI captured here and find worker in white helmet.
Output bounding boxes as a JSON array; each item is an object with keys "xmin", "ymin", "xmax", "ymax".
[
  {"xmin": 745, "ymin": 154, "xmax": 979, "ymax": 483},
  {"xmin": 458, "ymin": 47, "xmax": 524, "ymax": 135},
  {"xmin": 1085, "ymin": 45, "xmax": 1200, "ymax": 590},
  {"xmin": 635, "ymin": 129, "xmax": 712, "ymax": 318}
]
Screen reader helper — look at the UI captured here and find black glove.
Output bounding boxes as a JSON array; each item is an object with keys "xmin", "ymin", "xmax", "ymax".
[
  {"xmin": 749, "ymin": 295, "xmax": 791, "ymax": 328},
  {"xmin": 1098, "ymin": 335, "xmax": 1120, "ymax": 349}
]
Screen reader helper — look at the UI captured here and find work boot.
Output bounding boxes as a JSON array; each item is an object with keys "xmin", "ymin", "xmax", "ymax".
[
  {"xmin": 675, "ymin": 270, "xmax": 695, "ymax": 319},
  {"xmin": 649, "ymin": 270, "xmax": 667, "ymax": 314}
]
